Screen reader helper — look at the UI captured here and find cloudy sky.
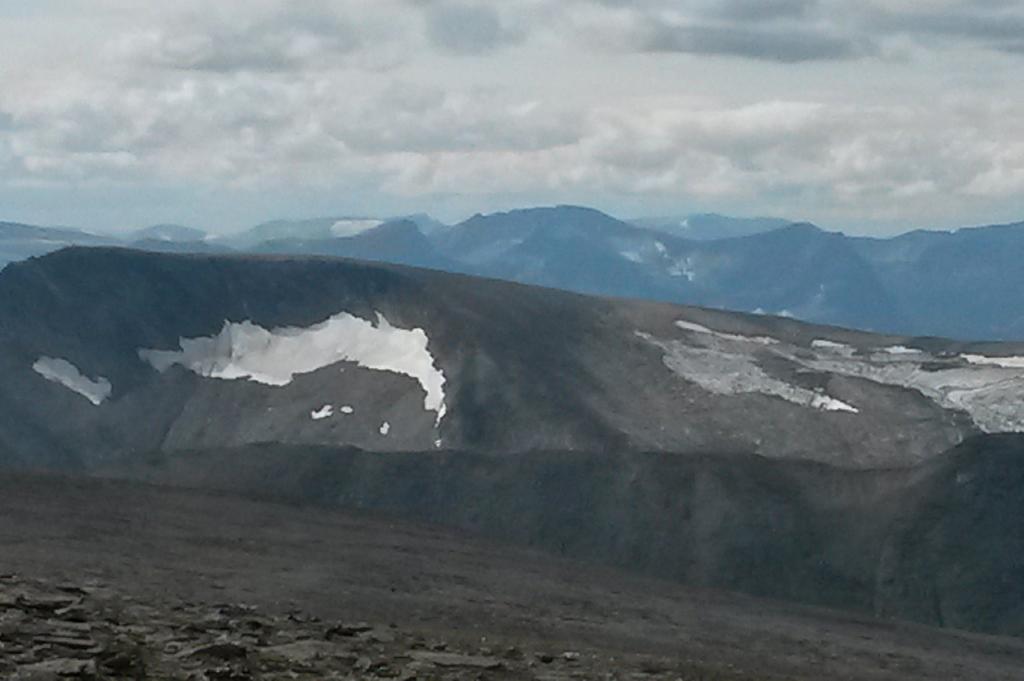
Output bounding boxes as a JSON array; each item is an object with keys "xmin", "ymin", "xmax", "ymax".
[{"xmin": 1, "ymin": 0, "xmax": 1023, "ymax": 234}]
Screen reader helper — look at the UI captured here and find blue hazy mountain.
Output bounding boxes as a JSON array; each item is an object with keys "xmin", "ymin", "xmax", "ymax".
[
  {"xmin": 8, "ymin": 207, "xmax": 1024, "ymax": 339},
  {"xmin": 251, "ymin": 219, "xmax": 461, "ymax": 271},
  {"xmin": 130, "ymin": 224, "xmax": 208, "ymax": 242},
  {"xmin": 0, "ymin": 221, "xmax": 116, "ymax": 270},
  {"xmin": 632, "ymin": 213, "xmax": 793, "ymax": 240}
]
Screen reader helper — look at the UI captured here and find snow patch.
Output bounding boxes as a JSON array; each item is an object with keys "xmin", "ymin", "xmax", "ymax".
[
  {"xmin": 810, "ymin": 395, "xmax": 859, "ymax": 413},
  {"xmin": 340, "ymin": 405, "xmax": 354, "ymax": 415},
  {"xmin": 675, "ymin": 320, "xmax": 714, "ymax": 335},
  {"xmin": 140, "ymin": 311, "xmax": 447, "ymax": 424},
  {"xmin": 379, "ymin": 421, "xmax": 390, "ymax": 436},
  {"xmin": 668, "ymin": 257, "xmax": 697, "ymax": 281},
  {"xmin": 330, "ymin": 219, "xmax": 382, "ymax": 237},
  {"xmin": 811, "ymin": 339, "xmax": 856, "ymax": 357},
  {"xmin": 803, "ymin": 350, "xmax": 1024, "ymax": 432},
  {"xmin": 32, "ymin": 357, "xmax": 112, "ymax": 406},
  {"xmin": 654, "ymin": 241, "xmax": 667, "ymax": 254},
  {"xmin": 674, "ymin": 320, "xmax": 778, "ymax": 346},
  {"xmin": 638, "ymin": 332, "xmax": 857, "ymax": 415},
  {"xmin": 883, "ymin": 345, "xmax": 922, "ymax": 355},
  {"xmin": 812, "ymin": 339, "xmax": 849, "ymax": 351},
  {"xmin": 620, "ymin": 250, "xmax": 643, "ymax": 263},
  {"xmin": 311, "ymin": 405, "xmax": 334, "ymax": 421},
  {"xmin": 644, "ymin": 323, "xmax": 1024, "ymax": 432},
  {"xmin": 962, "ymin": 354, "xmax": 1024, "ymax": 369}
]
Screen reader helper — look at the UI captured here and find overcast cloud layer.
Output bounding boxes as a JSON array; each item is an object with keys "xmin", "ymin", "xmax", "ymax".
[{"xmin": 1, "ymin": 0, "xmax": 1023, "ymax": 234}]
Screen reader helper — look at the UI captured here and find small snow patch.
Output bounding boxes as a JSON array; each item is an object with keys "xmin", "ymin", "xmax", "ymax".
[
  {"xmin": 884, "ymin": 345, "xmax": 922, "ymax": 355},
  {"xmin": 330, "ymin": 219, "xmax": 382, "ymax": 237},
  {"xmin": 620, "ymin": 250, "xmax": 643, "ymax": 263},
  {"xmin": 676, "ymin": 320, "xmax": 714, "ymax": 335},
  {"xmin": 379, "ymin": 421, "xmax": 391, "ymax": 436},
  {"xmin": 667, "ymin": 257, "xmax": 697, "ymax": 281},
  {"xmin": 962, "ymin": 354, "xmax": 1024, "ymax": 369},
  {"xmin": 811, "ymin": 339, "xmax": 855, "ymax": 357},
  {"xmin": 810, "ymin": 394, "xmax": 859, "ymax": 414},
  {"xmin": 339, "ymin": 405, "xmax": 354, "ymax": 415},
  {"xmin": 32, "ymin": 357, "xmax": 111, "ymax": 406},
  {"xmin": 675, "ymin": 320, "xmax": 778, "ymax": 345},
  {"xmin": 311, "ymin": 405, "xmax": 334, "ymax": 421}
]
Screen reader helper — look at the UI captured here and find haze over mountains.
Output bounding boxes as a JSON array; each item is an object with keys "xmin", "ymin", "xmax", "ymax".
[{"xmin": 5, "ymin": 206, "xmax": 1024, "ymax": 340}]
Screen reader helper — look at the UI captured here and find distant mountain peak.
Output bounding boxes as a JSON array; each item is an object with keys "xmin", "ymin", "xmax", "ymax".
[
  {"xmin": 632, "ymin": 213, "xmax": 794, "ymax": 241},
  {"xmin": 132, "ymin": 224, "xmax": 207, "ymax": 242}
]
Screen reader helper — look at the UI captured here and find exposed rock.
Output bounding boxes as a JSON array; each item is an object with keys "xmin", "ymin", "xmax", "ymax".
[
  {"xmin": 181, "ymin": 641, "xmax": 251, "ymax": 661},
  {"xmin": 16, "ymin": 657, "xmax": 96, "ymax": 678},
  {"xmin": 324, "ymin": 621, "xmax": 374, "ymax": 638},
  {"xmin": 410, "ymin": 650, "xmax": 504, "ymax": 669}
]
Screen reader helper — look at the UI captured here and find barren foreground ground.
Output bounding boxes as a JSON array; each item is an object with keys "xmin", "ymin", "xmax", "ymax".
[{"xmin": 1, "ymin": 473, "xmax": 1022, "ymax": 680}]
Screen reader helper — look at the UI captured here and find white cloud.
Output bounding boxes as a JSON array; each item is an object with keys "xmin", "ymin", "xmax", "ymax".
[
  {"xmin": 422, "ymin": 2, "xmax": 524, "ymax": 55},
  {"xmin": 0, "ymin": 0, "xmax": 1023, "ymax": 232}
]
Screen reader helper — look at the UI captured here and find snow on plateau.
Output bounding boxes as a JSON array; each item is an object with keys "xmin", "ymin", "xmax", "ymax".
[
  {"xmin": 636, "ymin": 331, "xmax": 859, "ymax": 414},
  {"xmin": 32, "ymin": 357, "xmax": 112, "ymax": 406},
  {"xmin": 962, "ymin": 354, "xmax": 1024, "ymax": 369},
  {"xmin": 140, "ymin": 311, "xmax": 447, "ymax": 423},
  {"xmin": 642, "ymin": 320, "xmax": 1024, "ymax": 432},
  {"xmin": 675, "ymin": 320, "xmax": 778, "ymax": 346}
]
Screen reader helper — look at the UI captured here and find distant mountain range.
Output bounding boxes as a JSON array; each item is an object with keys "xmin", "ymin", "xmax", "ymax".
[
  {"xmin": 632, "ymin": 213, "xmax": 793, "ymax": 240},
  {"xmin": 0, "ymin": 221, "xmax": 118, "ymax": 268},
  {"xmin": 6, "ymin": 206, "xmax": 1024, "ymax": 339}
]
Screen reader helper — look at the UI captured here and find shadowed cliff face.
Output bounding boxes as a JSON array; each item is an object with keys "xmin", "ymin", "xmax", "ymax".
[{"xmin": 7, "ymin": 246, "xmax": 1024, "ymax": 471}]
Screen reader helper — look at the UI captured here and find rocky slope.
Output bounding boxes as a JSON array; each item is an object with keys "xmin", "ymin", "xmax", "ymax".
[
  {"xmin": 4, "ymin": 575, "xmax": 665, "ymax": 681},
  {"xmin": 111, "ymin": 434, "xmax": 1024, "ymax": 637},
  {"xmin": 3, "ymin": 473, "xmax": 1022, "ymax": 681},
  {"xmin": 4, "ymin": 247, "xmax": 1024, "ymax": 636},
  {"xmin": 8, "ymin": 247, "xmax": 1024, "ymax": 471}
]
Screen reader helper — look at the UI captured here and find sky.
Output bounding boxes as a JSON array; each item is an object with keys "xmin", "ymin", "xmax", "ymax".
[{"xmin": 1, "ymin": 0, "xmax": 1023, "ymax": 235}]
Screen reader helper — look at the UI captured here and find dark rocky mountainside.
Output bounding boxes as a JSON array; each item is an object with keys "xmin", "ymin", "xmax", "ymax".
[
  {"xmin": 5, "ymin": 246, "xmax": 1016, "ymax": 470},
  {"xmin": 112, "ymin": 434, "xmax": 1024, "ymax": 637},
  {"xmin": 3, "ymin": 247, "xmax": 1024, "ymax": 638}
]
